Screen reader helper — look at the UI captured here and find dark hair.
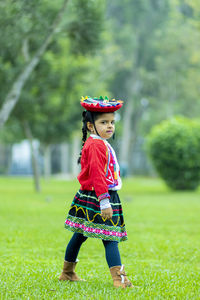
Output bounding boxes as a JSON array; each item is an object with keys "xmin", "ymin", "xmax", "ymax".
[{"xmin": 77, "ymin": 111, "xmax": 106, "ymax": 164}]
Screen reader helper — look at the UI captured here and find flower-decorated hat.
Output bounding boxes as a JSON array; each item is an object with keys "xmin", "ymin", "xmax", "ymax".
[{"xmin": 80, "ymin": 96, "xmax": 123, "ymax": 112}]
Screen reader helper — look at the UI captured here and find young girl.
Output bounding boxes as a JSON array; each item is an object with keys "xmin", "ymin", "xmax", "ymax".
[{"xmin": 59, "ymin": 96, "xmax": 133, "ymax": 288}]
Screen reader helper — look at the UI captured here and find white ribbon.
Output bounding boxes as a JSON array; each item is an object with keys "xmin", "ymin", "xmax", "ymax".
[{"xmin": 120, "ymin": 265, "xmax": 125, "ymax": 284}]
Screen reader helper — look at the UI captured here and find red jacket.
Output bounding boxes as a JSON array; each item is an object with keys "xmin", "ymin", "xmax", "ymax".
[{"xmin": 77, "ymin": 136, "xmax": 121, "ymax": 201}]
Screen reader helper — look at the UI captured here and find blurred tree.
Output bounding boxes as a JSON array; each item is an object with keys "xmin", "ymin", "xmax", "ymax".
[
  {"xmin": 0, "ymin": 0, "xmax": 69, "ymax": 130},
  {"xmin": 0, "ymin": 0, "xmax": 106, "ymax": 191},
  {"xmin": 152, "ymin": 0, "xmax": 200, "ymax": 120},
  {"xmin": 103, "ymin": 0, "xmax": 170, "ymax": 173},
  {"xmin": 132, "ymin": 0, "xmax": 200, "ymax": 141},
  {"xmin": 101, "ymin": 0, "xmax": 200, "ymax": 174},
  {"xmin": 0, "ymin": 0, "xmax": 104, "ymax": 130}
]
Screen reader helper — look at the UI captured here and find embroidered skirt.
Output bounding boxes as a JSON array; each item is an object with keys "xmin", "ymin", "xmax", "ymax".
[{"xmin": 64, "ymin": 189, "xmax": 127, "ymax": 242}]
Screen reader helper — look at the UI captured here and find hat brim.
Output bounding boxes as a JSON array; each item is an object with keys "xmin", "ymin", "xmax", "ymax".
[{"xmin": 80, "ymin": 102, "xmax": 123, "ymax": 112}]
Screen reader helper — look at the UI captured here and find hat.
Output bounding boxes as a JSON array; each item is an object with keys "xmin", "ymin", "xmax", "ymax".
[{"xmin": 80, "ymin": 96, "xmax": 123, "ymax": 112}]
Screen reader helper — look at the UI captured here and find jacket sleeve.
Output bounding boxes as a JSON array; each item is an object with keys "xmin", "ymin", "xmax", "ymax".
[{"xmin": 88, "ymin": 141, "xmax": 110, "ymax": 201}]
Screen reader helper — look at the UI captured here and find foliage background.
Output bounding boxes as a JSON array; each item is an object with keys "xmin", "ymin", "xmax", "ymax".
[
  {"xmin": 1, "ymin": 0, "xmax": 200, "ymax": 148},
  {"xmin": 147, "ymin": 117, "xmax": 200, "ymax": 190},
  {"xmin": 1, "ymin": 0, "xmax": 200, "ymax": 191}
]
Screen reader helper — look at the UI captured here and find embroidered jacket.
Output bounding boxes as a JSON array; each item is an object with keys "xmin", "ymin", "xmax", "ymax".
[{"xmin": 77, "ymin": 135, "xmax": 122, "ymax": 201}]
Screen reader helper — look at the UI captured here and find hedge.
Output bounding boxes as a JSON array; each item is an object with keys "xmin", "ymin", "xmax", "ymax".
[{"xmin": 147, "ymin": 117, "xmax": 200, "ymax": 190}]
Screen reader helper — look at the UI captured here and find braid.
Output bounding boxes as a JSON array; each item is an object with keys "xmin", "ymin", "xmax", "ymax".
[
  {"xmin": 77, "ymin": 112, "xmax": 88, "ymax": 164},
  {"xmin": 77, "ymin": 110, "xmax": 106, "ymax": 164}
]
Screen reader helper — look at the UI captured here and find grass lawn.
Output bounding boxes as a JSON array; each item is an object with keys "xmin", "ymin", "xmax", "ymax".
[{"xmin": 0, "ymin": 176, "xmax": 200, "ymax": 299}]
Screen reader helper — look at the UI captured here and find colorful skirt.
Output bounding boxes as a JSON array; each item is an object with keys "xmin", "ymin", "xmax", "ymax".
[{"xmin": 64, "ymin": 189, "xmax": 127, "ymax": 242}]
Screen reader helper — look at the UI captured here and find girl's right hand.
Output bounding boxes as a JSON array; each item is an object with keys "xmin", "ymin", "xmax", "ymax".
[{"xmin": 101, "ymin": 207, "xmax": 113, "ymax": 219}]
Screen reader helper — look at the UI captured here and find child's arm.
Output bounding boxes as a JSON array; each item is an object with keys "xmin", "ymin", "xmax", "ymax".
[
  {"xmin": 88, "ymin": 141, "xmax": 113, "ymax": 219},
  {"xmin": 88, "ymin": 141, "xmax": 110, "ymax": 201}
]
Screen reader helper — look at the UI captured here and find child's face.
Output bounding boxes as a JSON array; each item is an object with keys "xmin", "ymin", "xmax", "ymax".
[{"xmin": 88, "ymin": 113, "xmax": 115, "ymax": 140}]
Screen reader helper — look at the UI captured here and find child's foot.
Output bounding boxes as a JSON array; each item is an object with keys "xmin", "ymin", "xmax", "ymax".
[
  {"xmin": 110, "ymin": 265, "xmax": 133, "ymax": 288},
  {"xmin": 59, "ymin": 261, "xmax": 84, "ymax": 281}
]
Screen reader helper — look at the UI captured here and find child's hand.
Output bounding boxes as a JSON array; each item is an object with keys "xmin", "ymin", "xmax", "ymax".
[{"xmin": 101, "ymin": 207, "xmax": 113, "ymax": 219}]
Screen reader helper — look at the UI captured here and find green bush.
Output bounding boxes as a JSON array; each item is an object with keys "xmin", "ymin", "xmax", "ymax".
[{"xmin": 147, "ymin": 117, "xmax": 200, "ymax": 190}]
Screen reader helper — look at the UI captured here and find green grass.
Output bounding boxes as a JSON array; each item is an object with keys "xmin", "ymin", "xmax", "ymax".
[{"xmin": 0, "ymin": 176, "xmax": 200, "ymax": 299}]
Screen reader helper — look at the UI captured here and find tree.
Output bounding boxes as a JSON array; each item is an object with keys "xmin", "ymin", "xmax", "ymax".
[
  {"xmin": 152, "ymin": 0, "xmax": 200, "ymax": 120},
  {"xmin": 0, "ymin": 0, "xmax": 105, "ymax": 130},
  {"xmin": 103, "ymin": 0, "xmax": 170, "ymax": 173},
  {"xmin": 0, "ymin": 0, "xmax": 70, "ymax": 130},
  {"xmin": 0, "ymin": 0, "xmax": 106, "ymax": 191},
  {"xmin": 101, "ymin": 0, "xmax": 200, "ymax": 175}
]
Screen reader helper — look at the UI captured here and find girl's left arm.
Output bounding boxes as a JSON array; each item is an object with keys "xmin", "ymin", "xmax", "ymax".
[{"xmin": 88, "ymin": 141, "xmax": 110, "ymax": 201}]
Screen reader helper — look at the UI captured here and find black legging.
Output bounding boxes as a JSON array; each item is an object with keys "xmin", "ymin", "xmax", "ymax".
[{"xmin": 65, "ymin": 232, "xmax": 121, "ymax": 268}]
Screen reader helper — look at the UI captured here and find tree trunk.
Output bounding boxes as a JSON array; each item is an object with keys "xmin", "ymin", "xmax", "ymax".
[
  {"xmin": 0, "ymin": 0, "xmax": 69, "ymax": 130},
  {"xmin": 119, "ymin": 97, "xmax": 134, "ymax": 172},
  {"xmin": 72, "ymin": 136, "xmax": 81, "ymax": 177},
  {"xmin": 0, "ymin": 144, "xmax": 11, "ymax": 174},
  {"xmin": 5, "ymin": 145, "xmax": 13, "ymax": 175},
  {"xmin": 119, "ymin": 79, "xmax": 142, "ymax": 175},
  {"xmin": 23, "ymin": 121, "xmax": 41, "ymax": 193},
  {"xmin": 43, "ymin": 145, "xmax": 52, "ymax": 179},
  {"xmin": 60, "ymin": 143, "xmax": 69, "ymax": 175}
]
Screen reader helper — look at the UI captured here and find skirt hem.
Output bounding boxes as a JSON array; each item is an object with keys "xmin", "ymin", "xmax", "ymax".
[
  {"xmin": 65, "ymin": 224, "xmax": 128, "ymax": 242},
  {"xmin": 65, "ymin": 214, "xmax": 127, "ymax": 242}
]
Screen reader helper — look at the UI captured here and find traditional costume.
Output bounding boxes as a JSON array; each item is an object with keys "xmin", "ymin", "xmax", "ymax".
[
  {"xmin": 64, "ymin": 96, "xmax": 127, "ymax": 242},
  {"xmin": 60, "ymin": 96, "xmax": 133, "ymax": 288}
]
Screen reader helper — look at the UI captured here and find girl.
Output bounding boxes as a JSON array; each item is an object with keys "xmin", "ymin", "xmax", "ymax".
[{"xmin": 59, "ymin": 96, "xmax": 133, "ymax": 288}]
